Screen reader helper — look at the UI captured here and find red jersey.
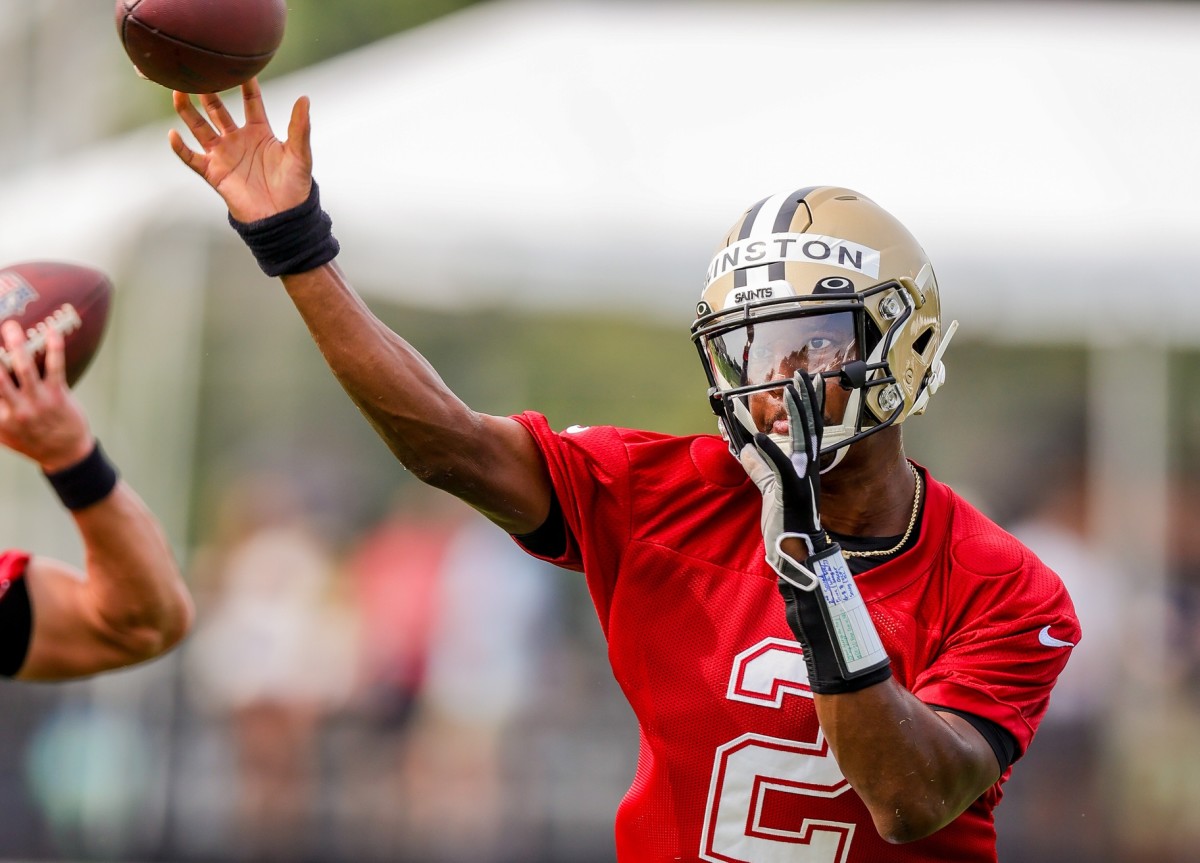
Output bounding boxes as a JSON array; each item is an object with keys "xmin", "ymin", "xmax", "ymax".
[
  {"xmin": 0, "ymin": 550, "xmax": 30, "ymax": 604},
  {"xmin": 512, "ymin": 413, "xmax": 1079, "ymax": 863}
]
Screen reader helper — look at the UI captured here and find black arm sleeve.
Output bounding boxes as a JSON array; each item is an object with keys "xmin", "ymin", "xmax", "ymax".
[
  {"xmin": 931, "ymin": 704, "xmax": 1019, "ymax": 773},
  {"xmin": 512, "ymin": 491, "xmax": 567, "ymax": 558},
  {"xmin": 0, "ymin": 576, "xmax": 33, "ymax": 677}
]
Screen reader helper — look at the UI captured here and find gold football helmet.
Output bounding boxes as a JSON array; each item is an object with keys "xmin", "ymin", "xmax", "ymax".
[{"xmin": 691, "ymin": 186, "xmax": 958, "ymax": 464}]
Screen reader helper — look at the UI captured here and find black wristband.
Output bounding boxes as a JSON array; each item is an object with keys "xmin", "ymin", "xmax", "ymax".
[
  {"xmin": 228, "ymin": 180, "xmax": 340, "ymax": 277},
  {"xmin": 43, "ymin": 441, "xmax": 119, "ymax": 511}
]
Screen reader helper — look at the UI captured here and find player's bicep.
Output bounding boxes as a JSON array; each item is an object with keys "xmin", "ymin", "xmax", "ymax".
[
  {"xmin": 459, "ymin": 413, "xmax": 554, "ymax": 536},
  {"xmin": 934, "ymin": 709, "xmax": 1007, "ymax": 786},
  {"xmin": 933, "ymin": 704, "xmax": 1017, "ymax": 775},
  {"xmin": 15, "ymin": 556, "xmax": 125, "ymax": 681}
]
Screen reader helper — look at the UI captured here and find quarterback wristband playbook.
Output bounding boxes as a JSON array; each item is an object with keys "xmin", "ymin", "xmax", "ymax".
[
  {"xmin": 775, "ymin": 537, "xmax": 892, "ymax": 694},
  {"xmin": 43, "ymin": 441, "xmax": 119, "ymax": 511},
  {"xmin": 228, "ymin": 180, "xmax": 340, "ymax": 277}
]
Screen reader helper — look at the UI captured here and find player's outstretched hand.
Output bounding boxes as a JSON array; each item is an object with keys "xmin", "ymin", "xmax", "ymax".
[
  {"xmin": 169, "ymin": 77, "xmax": 313, "ymax": 223},
  {"xmin": 0, "ymin": 321, "xmax": 92, "ymax": 473}
]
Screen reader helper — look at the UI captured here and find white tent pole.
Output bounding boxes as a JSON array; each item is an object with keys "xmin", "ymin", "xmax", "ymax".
[{"xmin": 1088, "ymin": 340, "xmax": 1170, "ymax": 694}]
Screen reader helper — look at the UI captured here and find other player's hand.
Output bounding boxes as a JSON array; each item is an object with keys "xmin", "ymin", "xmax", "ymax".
[
  {"xmin": 0, "ymin": 321, "xmax": 92, "ymax": 473},
  {"xmin": 169, "ymin": 77, "xmax": 313, "ymax": 223}
]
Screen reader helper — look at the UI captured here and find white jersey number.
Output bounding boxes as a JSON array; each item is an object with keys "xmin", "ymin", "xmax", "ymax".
[{"xmin": 699, "ymin": 638, "xmax": 856, "ymax": 863}]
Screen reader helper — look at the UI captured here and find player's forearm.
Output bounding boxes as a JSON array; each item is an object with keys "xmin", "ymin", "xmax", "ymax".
[
  {"xmin": 73, "ymin": 483, "xmax": 193, "ymax": 659},
  {"xmin": 279, "ymin": 264, "xmax": 553, "ymax": 532},
  {"xmin": 815, "ymin": 679, "xmax": 998, "ymax": 843},
  {"xmin": 279, "ymin": 264, "xmax": 498, "ymax": 484}
]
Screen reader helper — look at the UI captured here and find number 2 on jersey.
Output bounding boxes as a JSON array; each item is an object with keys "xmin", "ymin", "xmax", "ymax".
[{"xmin": 700, "ymin": 638, "xmax": 856, "ymax": 863}]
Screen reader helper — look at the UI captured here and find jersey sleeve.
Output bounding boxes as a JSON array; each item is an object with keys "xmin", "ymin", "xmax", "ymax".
[
  {"xmin": 509, "ymin": 412, "xmax": 634, "ymax": 629},
  {"xmin": 0, "ymin": 550, "xmax": 33, "ymax": 677},
  {"xmin": 912, "ymin": 531, "xmax": 1081, "ymax": 758}
]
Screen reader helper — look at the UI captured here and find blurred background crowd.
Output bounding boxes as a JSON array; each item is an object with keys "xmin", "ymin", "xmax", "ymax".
[{"xmin": 1, "ymin": 1, "xmax": 1200, "ymax": 862}]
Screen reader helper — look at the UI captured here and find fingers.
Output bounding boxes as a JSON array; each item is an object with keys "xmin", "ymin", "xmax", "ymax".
[
  {"xmin": 199, "ymin": 92, "xmax": 238, "ymax": 134},
  {"xmin": 803, "ymin": 372, "xmax": 826, "ymax": 425},
  {"xmin": 783, "ymin": 385, "xmax": 813, "ymax": 457},
  {"xmin": 787, "ymin": 372, "xmax": 824, "ymax": 441},
  {"xmin": 2, "ymin": 320, "xmax": 39, "ymax": 393},
  {"xmin": 242, "ymin": 78, "xmax": 311, "ymax": 156},
  {"xmin": 167, "ymin": 128, "xmax": 207, "ymax": 176},
  {"xmin": 172, "ymin": 90, "xmax": 219, "ymax": 149},
  {"xmin": 795, "ymin": 373, "xmax": 820, "ymax": 420},
  {"xmin": 751, "ymin": 431, "xmax": 793, "ymax": 476},
  {"xmin": 0, "ymin": 326, "xmax": 19, "ymax": 407},
  {"xmin": 0, "ymin": 319, "xmax": 69, "ymax": 392},
  {"xmin": 41, "ymin": 324, "xmax": 66, "ymax": 387},
  {"xmin": 782, "ymin": 386, "xmax": 808, "ymax": 460},
  {"xmin": 242, "ymin": 77, "xmax": 268, "ymax": 124},
  {"xmin": 287, "ymin": 95, "xmax": 313, "ymax": 167},
  {"xmin": 738, "ymin": 441, "xmax": 775, "ymax": 492}
]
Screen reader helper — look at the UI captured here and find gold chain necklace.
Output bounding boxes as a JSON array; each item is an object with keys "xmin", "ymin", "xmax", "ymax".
[{"xmin": 837, "ymin": 463, "xmax": 922, "ymax": 559}]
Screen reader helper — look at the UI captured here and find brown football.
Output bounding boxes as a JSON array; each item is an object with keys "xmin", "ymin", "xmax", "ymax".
[
  {"xmin": 115, "ymin": 0, "xmax": 288, "ymax": 94},
  {"xmin": 0, "ymin": 262, "xmax": 114, "ymax": 387}
]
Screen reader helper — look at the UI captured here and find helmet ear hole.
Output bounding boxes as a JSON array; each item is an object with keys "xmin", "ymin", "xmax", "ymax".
[
  {"xmin": 912, "ymin": 326, "xmax": 935, "ymax": 361},
  {"xmin": 863, "ymin": 318, "xmax": 882, "ymax": 356}
]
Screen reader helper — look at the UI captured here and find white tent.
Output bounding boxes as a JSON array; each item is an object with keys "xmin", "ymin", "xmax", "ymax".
[
  {"xmin": 0, "ymin": 0, "xmax": 1192, "ymax": 613},
  {"xmin": 0, "ymin": 5, "xmax": 1192, "ymax": 845},
  {"xmin": 1, "ymin": 0, "xmax": 1197, "ymax": 339},
  {"xmin": 0, "ymin": 6, "xmax": 1190, "ymax": 844}
]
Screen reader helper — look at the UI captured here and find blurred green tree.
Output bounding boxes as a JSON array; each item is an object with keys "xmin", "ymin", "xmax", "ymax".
[{"xmin": 270, "ymin": 0, "xmax": 488, "ymax": 78}]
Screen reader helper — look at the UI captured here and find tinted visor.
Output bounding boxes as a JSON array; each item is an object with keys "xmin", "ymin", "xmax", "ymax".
[{"xmin": 705, "ymin": 312, "xmax": 858, "ymax": 393}]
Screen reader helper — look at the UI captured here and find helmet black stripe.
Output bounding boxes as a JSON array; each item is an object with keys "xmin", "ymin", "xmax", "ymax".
[
  {"xmin": 734, "ymin": 196, "xmax": 771, "ymax": 288},
  {"xmin": 766, "ymin": 187, "xmax": 818, "ymax": 282},
  {"xmin": 773, "ymin": 187, "xmax": 818, "ymax": 233},
  {"xmin": 737, "ymin": 196, "xmax": 771, "ymax": 241},
  {"xmin": 733, "ymin": 187, "xmax": 821, "ymax": 289}
]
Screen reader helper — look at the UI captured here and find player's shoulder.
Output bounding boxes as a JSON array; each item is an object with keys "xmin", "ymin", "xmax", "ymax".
[
  {"xmin": 932, "ymin": 475, "xmax": 1070, "ymax": 604},
  {"xmin": 581, "ymin": 425, "xmax": 741, "ymax": 483},
  {"xmin": 513, "ymin": 411, "xmax": 743, "ymax": 488},
  {"xmin": 517, "ymin": 410, "xmax": 723, "ymax": 457},
  {"xmin": 557, "ymin": 420, "xmax": 689, "ymax": 447},
  {"xmin": 949, "ymin": 504, "xmax": 1035, "ymax": 578}
]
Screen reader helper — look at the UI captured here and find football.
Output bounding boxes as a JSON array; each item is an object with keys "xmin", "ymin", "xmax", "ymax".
[
  {"xmin": 115, "ymin": 0, "xmax": 288, "ymax": 94},
  {"xmin": 0, "ymin": 262, "xmax": 114, "ymax": 388}
]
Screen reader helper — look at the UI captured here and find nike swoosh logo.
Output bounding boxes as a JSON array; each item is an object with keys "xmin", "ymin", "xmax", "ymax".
[
  {"xmin": 565, "ymin": 424, "xmax": 590, "ymax": 434},
  {"xmin": 1038, "ymin": 625, "xmax": 1075, "ymax": 648}
]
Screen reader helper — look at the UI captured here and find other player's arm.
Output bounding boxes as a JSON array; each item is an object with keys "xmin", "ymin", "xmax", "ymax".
[
  {"xmin": 168, "ymin": 81, "xmax": 553, "ymax": 534},
  {"xmin": 0, "ymin": 322, "xmax": 193, "ymax": 681}
]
